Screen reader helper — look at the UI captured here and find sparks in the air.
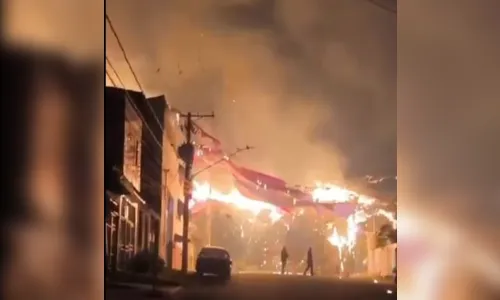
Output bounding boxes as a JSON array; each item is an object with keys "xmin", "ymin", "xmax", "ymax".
[
  {"xmin": 192, "ymin": 181, "xmax": 284, "ymax": 223},
  {"xmin": 191, "ymin": 179, "xmax": 396, "ymax": 267},
  {"xmin": 312, "ymin": 182, "xmax": 355, "ymax": 203}
]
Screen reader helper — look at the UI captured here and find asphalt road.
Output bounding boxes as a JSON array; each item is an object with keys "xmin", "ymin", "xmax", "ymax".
[{"xmin": 179, "ymin": 273, "xmax": 397, "ymax": 300}]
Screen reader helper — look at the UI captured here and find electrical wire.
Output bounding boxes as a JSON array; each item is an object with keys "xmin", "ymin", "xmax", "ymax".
[
  {"xmin": 363, "ymin": 0, "xmax": 397, "ymax": 14},
  {"xmin": 106, "ymin": 56, "xmax": 163, "ymax": 150},
  {"xmin": 106, "ymin": 13, "xmax": 165, "ymax": 134},
  {"xmin": 107, "ymin": 62, "xmax": 180, "ymax": 187},
  {"xmin": 106, "ymin": 68, "xmax": 166, "ymax": 187}
]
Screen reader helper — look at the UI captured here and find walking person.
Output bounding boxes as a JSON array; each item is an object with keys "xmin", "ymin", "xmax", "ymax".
[
  {"xmin": 303, "ymin": 247, "xmax": 314, "ymax": 276},
  {"xmin": 281, "ymin": 246, "xmax": 289, "ymax": 275}
]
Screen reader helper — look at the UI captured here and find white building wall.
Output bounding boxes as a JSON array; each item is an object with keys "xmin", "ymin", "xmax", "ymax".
[
  {"xmin": 372, "ymin": 243, "xmax": 397, "ymax": 277},
  {"xmin": 122, "ymin": 100, "xmax": 142, "ymax": 191},
  {"xmin": 162, "ymin": 108, "xmax": 188, "ymax": 270},
  {"xmin": 365, "ymin": 232, "xmax": 377, "ymax": 275},
  {"xmin": 365, "ymin": 231, "xmax": 397, "ymax": 278}
]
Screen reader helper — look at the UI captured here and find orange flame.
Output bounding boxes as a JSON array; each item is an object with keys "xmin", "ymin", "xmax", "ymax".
[{"xmin": 191, "ymin": 179, "xmax": 397, "ymax": 271}]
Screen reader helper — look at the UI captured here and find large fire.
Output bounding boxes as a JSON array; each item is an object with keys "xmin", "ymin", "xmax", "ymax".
[
  {"xmin": 191, "ymin": 180, "xmax": 396, "ymax": 271},
  {"xmin": 312, "ymin": 182, "xmax": 353, "ymax": 203},
  {"xmin": 326, "ymin": 214, "xmax": 359, "ymax": 272},
  {"xmin": 192, "ymin": 181, "xmax": 283, "ymax": 223}
]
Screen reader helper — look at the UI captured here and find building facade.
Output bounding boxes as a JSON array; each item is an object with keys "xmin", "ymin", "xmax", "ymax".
[
  {"xmin": 158, "ymin": 98, "xmax": 195, "ymax": 270},
  {"xmin": 365, "ymin": 232, "xmax": 397, "ymax": 277},
  {"xmin": 105, "ymin": 87, "xmax": 194, "ymax": 272},
  {"xmin": 105, "ymin": 87, "xmax": 160, "ymax": 272}
]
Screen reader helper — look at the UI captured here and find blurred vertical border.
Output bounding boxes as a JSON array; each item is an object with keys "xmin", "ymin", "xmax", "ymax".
[
  {"xmin": 398, "ymin": 0, "xmax": 500, "ymax": 299},
  {"xmin": 1, "ymin": 1, "xmax": 104, "ymax": 300}
]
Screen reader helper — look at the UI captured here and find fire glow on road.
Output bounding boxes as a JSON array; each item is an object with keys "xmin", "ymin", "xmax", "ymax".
[{"xmin": 191, "ymin": 180, "xmax": 396, "ymax": 272}]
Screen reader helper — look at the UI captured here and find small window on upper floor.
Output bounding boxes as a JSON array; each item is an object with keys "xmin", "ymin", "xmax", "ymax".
[
  {"xmin": 177, "ymin": 199, "xmax": 184, "ymax": 219},
  {"xmin": 134, "ymin": 140, "xmax": 140, "ymax": 166},
  {"xmin": 167, "ymin": 195, "xmax": 174, "ymax": 211},
  {"xmin": 178, "ymin": 164, "xmax": 185, "ymax": 178}
]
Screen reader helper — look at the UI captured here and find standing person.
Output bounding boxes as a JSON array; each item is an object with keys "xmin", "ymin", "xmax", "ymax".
[
  {"xmin": 303, "ymin": 247, "xmax": 314, "ymax": 276},
  {"xmin": 280, "ymin": 246, "xmax": 289, "ymax": 275}
]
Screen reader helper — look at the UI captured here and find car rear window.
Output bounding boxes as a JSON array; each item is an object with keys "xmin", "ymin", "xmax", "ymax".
[{"xmin": 199, "ymin": 248, "xmax": 229, "ymax": 259}]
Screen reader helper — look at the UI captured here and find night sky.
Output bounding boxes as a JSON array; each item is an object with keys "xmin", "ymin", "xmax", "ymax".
[{"xmin": 106, "ymin": 0, "xmax": 396, "ymax": 193}]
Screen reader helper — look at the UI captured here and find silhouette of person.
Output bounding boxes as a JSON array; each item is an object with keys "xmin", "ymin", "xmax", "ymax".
[
  {"xmin": 303, "ymin": 247, "xmax": 314, "ymax": 276},
  {"xmin": 281, "ymin": 246, "xmax": 289, "ymax": 275}
]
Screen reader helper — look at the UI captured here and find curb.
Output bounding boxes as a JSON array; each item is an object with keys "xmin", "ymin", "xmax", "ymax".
[
  {"xmin": 165, "ymin": 286, "xmax": 184, "ymax": 300},
  {"xmin": 106, "ymin": 282, "xmax": 184, "ymax": 299},
  {"xmin": 169, "ymin": 286, "xmax": 185, "ymax": 300}
]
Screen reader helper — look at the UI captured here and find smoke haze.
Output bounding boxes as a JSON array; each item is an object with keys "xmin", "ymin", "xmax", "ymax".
[{"xmin": 106, "ymin": 0, "xmax": 396, "ymax": 187}]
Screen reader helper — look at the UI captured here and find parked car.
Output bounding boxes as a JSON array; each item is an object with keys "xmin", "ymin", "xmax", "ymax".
[{"xmin": 196, "ymin": 246, "xmax": 232, "ymax": 280}]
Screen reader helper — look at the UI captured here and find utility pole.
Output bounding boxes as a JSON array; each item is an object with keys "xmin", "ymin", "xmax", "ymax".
[
  {"xmin": 366, "ymin": 215, "xmax": 378, "ymax": 276},
  {"xmin": 192, "ymin": 145, "xmax": 253, "ymax": 248},
  {"xmin": 178, "ymin": 112, "xmax": 214, "ymax": 273},
  {"xmin": 206, "ymin": 202, "xmax": 212, "ymax": 246},
  {"xmin": 162, "ymin": 168, "xmax": 172, "ymax": 268},
  {"xmin": 207, "ymin": 183, "xmax": 213, "ymax": 246}
]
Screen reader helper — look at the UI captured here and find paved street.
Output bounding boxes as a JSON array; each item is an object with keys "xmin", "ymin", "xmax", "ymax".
[
  {"xmin": 106, "ymin": 282, "xmax": 182, "ymax": 300},
  {"xmin": 179, "ymin": 273, "xmax": 396, "ymax": 300}
]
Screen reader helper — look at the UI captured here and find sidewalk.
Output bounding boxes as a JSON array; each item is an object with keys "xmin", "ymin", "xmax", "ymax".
[
  {"xmin": 107, "ymin": 269, "xmax": 197, "ymax": 286},
  {"xmin": 106, "ymin": 281, "xmax": 183, "ymax": 300},
  {"xmin": 106, "ymin": 270, "xmax": 190, "ymax": 299}
]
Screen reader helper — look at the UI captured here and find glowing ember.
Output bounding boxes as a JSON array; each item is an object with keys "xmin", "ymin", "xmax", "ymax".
[
  {"xmin": 377, "ymin": 209, "xmax": 397, "ymax": 228},
  {"xmin": 326, "ymin": 214, "xmax": 360, "ymax": 271},
  {"xmin": 191, "ymin": 179, "xmax": 396, "ymax": 274},
  {"xmin": 312, "ymin": 182, "xmax": 355, "ymax": 203}
]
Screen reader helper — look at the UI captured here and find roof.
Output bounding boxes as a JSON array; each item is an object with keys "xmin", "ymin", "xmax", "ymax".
[
  {"xmin": 201, "ymin": 245, "xmax": 228, "ymax": 251},
  {"xmin": 344, "ymin": 179, "xmax": 395, "ymax": 204}
]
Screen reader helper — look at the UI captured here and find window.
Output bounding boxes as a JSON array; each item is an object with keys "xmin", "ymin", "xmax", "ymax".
[
  {"xmin": 129, "ymin": 225, "xmax": 135, "ymax": 253},
  {"xmin": 168, "ymin": 196, "xmax": 173, "ymax": 211},
  {"xmin": 134, "ymin": 141, "xmax": 140, "ymax": 166},
  {"xmin": 177, "ymin": 199, "xmax": 184, "ymax": 219},
  {"xmin": 124, "ymin": 204, "xmax": 129, "ymax": 219},
  {"xmin": 178, "ymin": 164, "xmax": 185, "ymax": 184},
  {"xmin": 137, "ymin": 212, "xmax": 144, "ymax": 250},
  {"xmin": 123, "ymin": 101, "xmax": 142, "ymax": 191},
  {"xmin": 199, "ymin": 247, "xmax": 230, "ymax": 259}
]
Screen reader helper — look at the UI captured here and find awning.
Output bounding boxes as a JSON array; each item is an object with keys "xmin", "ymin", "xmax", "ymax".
[
  {"xmin": 112, "ymin": 166, "xmax": 146, "ymax": 206},
  {"xmin": 106, "ymin": 166, "xmax": 160, "ymax": 220}
]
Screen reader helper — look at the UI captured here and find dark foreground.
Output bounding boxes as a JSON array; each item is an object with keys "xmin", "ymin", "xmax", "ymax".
[
  {"xmin": 107, "ymin": 273, "xmax": 396, "ymax": 300},
  {"xmin": 180, "ymin": 273, "xmax": 396, "ymax": 300}
]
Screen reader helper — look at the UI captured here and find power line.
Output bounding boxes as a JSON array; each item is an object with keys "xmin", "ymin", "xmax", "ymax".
[
  {"xmin": 106, "ymin": 69, "xmax": 118, "ymax": 87},
  {"xmin": 363, "ymin": 0, "xmax": 397, "ymax": 14},
  {"xmin": 106, "ymin": 70, "xmax": 163, "ymax": 170},
  {"xmin": 106, "ymin": 57, "xmax": 184, "ymax": 188},
  {"xmin": 105, "ymin": 13, "xmax": 165, "ymax": 135},
  {"xmin": 180, "ymin": 112, "xmax": 215, "ymax": 273},
  {"xmin": 106, "ymin": 56, "xmax": 163, "ymax": 150},
  {"xmin": 107, "ymin": 70, "xmax": 169, "ymax": 200},
  {"xmin": 106, "ymin": 68, "xmax": 163, "ymax": 169},
  {"xmin": 105, "ymin": 13, "xmax": 144, "ymax": 92}
]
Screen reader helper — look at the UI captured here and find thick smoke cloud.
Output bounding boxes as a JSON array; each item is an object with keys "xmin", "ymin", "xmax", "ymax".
[
  {"xmin": 106, "ymin": 0, "xmax": 396, "ymax": 186},
  {"xmin": 398, "ymin": 1, "xmax": 500, "ymax": 298}
]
